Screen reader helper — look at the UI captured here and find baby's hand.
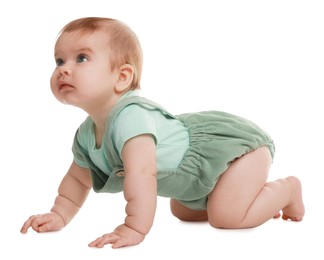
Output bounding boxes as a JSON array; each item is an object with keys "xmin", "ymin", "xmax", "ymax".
[
  {"xmin": 88, "ymin": 224, "xmax": 145, "ymax": 249},
  {"xmin": 20, "ymin": 212, "xmax": 65, "ymax": 233}
]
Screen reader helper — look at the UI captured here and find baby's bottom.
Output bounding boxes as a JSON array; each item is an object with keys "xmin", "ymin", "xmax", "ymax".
[{"xmin": 170, "ymin": 146, "xmax": 305, "ymax": 228}]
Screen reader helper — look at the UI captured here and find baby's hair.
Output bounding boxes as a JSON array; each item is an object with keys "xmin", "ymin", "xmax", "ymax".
[{"xmin": 60, "ymin": 17, "xmax": 143, "ymax": 90}]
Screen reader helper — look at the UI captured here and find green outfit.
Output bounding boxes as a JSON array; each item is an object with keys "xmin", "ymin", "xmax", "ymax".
[{"xmin": 72, "ymin": 92, "xmax": 275, "ymax": 210}]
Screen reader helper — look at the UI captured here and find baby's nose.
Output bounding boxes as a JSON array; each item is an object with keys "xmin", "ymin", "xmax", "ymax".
[{"xmin": 59, "ymin": 65, "xmax": 72, "ymax": 76}]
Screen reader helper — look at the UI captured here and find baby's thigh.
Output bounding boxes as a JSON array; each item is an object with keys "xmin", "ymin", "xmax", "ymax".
[{"xmin": 207, "ymin": 146, "xmax": 272, "ymax": 226}]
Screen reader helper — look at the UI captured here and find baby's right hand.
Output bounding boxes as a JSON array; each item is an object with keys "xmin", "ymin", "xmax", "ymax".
[{"xmin": 20, "ymin": 212, "xmax": 65, "ymax": 234}]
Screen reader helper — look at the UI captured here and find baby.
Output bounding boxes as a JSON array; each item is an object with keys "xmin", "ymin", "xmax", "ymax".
[{"xmin": 20, "ymin": 17, "xmax": 305, "ymax": 249}]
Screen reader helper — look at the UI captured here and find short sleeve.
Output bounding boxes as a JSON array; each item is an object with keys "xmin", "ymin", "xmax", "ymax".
[
  {"xmin": 71, "ymin": 117, "xmax": 93, "ymax": 169},
  {"xmin": 72, "ymin": 132, "xmax": 90, "ymax": 168},
  {"xmin": 111, "ymin": 104, "xmax": 158, "ymax": 157}
]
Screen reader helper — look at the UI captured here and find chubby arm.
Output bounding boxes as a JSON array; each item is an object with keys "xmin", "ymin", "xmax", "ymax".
[
  {"xmin": 123, "ymin": 134, "xmax": 157, "ymax": 234},
  {"xmin": 89, "ymin": 134, "xmax": 157, "ymax": 248},
  {"xmin": 21, "ymin": 162, "xmax": 92, "ymax": 233},
  {"xmin": 51, "ymin": 162, "xmax": 92, "ymax": 225}
]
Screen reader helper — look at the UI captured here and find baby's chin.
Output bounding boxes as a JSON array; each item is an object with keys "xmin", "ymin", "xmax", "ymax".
[
  {"xmin": 56, "ymin": 96, "xmax": 81, "ymax": 108},
  {"xmin": 57, "ymin": 97, "xmax": 71, "ymax": 105}
]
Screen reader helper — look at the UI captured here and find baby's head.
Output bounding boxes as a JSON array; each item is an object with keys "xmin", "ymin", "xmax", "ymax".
[{"xmin": 59, "ymin": 17, "xmax": 143, "ymax": 90}]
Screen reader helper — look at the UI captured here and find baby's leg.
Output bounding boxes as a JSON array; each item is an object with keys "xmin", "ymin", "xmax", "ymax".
[
  {"xmin": 170, "ymin": 199, "xmax": 208, "ymax": 221},
  {"xmin": 207, "ymin": 146, "xmax": 305, "ymax": 228}
]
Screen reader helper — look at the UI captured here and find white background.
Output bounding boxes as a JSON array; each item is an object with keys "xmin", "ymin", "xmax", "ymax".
[{"xmin": 1, "ymin": 0, "xmax": 323, "ymax": 259}]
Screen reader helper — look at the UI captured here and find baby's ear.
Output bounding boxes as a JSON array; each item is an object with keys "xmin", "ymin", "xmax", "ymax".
[{"xmin": 114, "ymin": 64, "xmax": 134, "ymax": 93}]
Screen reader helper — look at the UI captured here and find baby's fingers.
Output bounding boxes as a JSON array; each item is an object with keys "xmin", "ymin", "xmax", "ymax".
[
  {"xmin": 111, "ymin": 239, "xmax": 128, "ymax": 249},
  {"xmin": 23, "ymin": 215, "xmax": 50, "ymax": 233},
  {"xmin": 20, "ymin": 215, "xmax": 36, "ymax": 233},
  {"xmin": 31, "ymin": 217, "xmax": 52, "ymax": 233},
  {"xmin": 88, "ymin": 234, "xmax": 122, "ymax": 248},
  {"xmin": 21, "ymin": 214, "xmax": 63, "ymax": 233}
]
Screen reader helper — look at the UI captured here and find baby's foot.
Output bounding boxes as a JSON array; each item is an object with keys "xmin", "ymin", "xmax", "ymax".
[{"xmin": 282, "ymin": 176, "xmax": 305, "ymax": 221}]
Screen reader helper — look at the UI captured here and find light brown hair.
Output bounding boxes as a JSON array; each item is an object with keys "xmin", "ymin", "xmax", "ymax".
[{"xmin": 60, "ymin": 17, "xmax": 143, "ymax": 90}]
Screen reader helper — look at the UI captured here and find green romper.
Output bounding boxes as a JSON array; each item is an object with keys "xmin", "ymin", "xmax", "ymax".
[{"xmin": 72, "ymin": 95, "xmax": 275, "ymax": 210}]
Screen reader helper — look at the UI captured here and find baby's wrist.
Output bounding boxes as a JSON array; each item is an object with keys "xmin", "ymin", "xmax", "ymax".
[
  {"xmin": 51, "ymin": 194, "xmax": 80, "ymax": 226},
  {"xmin": 50, "ymin": 209, "xmax": 67, "ymax": 226}
]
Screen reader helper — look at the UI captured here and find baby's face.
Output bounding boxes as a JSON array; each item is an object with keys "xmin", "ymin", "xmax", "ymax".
[{"xmin": 50, "ymin": 30, "xmax": 119, "ymax": 109}]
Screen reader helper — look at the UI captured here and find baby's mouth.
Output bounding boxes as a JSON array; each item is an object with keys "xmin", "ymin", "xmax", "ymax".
[{"xmin": 59, "ymin": 83, "xmax": 74, "ymax": 90}]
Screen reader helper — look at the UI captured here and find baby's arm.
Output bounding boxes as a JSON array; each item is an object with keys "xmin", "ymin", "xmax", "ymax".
[
  {"xmin": 20, "ymin": 162, "xmax": 92, "ymax": 233},
  {"xmin": 89, "ymin": 134, "xmax": 157, "ymax": 248}
]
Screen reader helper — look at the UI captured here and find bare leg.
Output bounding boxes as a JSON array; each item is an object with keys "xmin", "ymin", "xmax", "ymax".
[
  {"xmin": 170, "ymin": 199, "xmax": 208, "ymax": 222},
  {"xmin": 170, "ymin": 197, "xmax": 280, "ymax": 222},
  {"xmin": 207, "ymin": 147, "xmax": 305, "ymax": 228},
  {"xmin": 281, "ymin": 176, "xmax": 305, "ymax": 221}
]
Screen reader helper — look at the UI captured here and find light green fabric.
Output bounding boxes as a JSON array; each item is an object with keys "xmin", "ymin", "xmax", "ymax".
[
  {"xmin": 73, "ymin": 91, "xmax": 189, "ymax": 174},
  {"xmin": 72, "ymin": 94, "xmax": 275, "ymax": 210},
  {"xmin": 112, "ymin": 104, "xmax": 189, "ymax": 172}
]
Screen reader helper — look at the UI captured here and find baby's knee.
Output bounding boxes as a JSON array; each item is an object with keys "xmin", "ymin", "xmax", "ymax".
[
  {"xmin": 170, "ymin": 199, "xmax": 208, "ymax": 221},
  {"xmin": 208, "ymin": 213, "xmax": 243, "ymax": 229},
  {"xmin": 170, "ymin": 199, "xmax": 183, "ymax": 220}
]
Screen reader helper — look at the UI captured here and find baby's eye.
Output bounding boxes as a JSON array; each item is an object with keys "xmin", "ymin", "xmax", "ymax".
[
  {"xmin": 76, "ymin": 54, "xmax": 89, "ymax": 63},
  {"xmin": 55, "ymin": 58, "xmax": 64, "ymax": 66}
]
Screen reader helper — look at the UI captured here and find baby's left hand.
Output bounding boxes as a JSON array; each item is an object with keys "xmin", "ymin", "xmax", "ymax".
[{"xmin": 88, "ymin": 224, "xmax": 145, "ymax": 249}]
